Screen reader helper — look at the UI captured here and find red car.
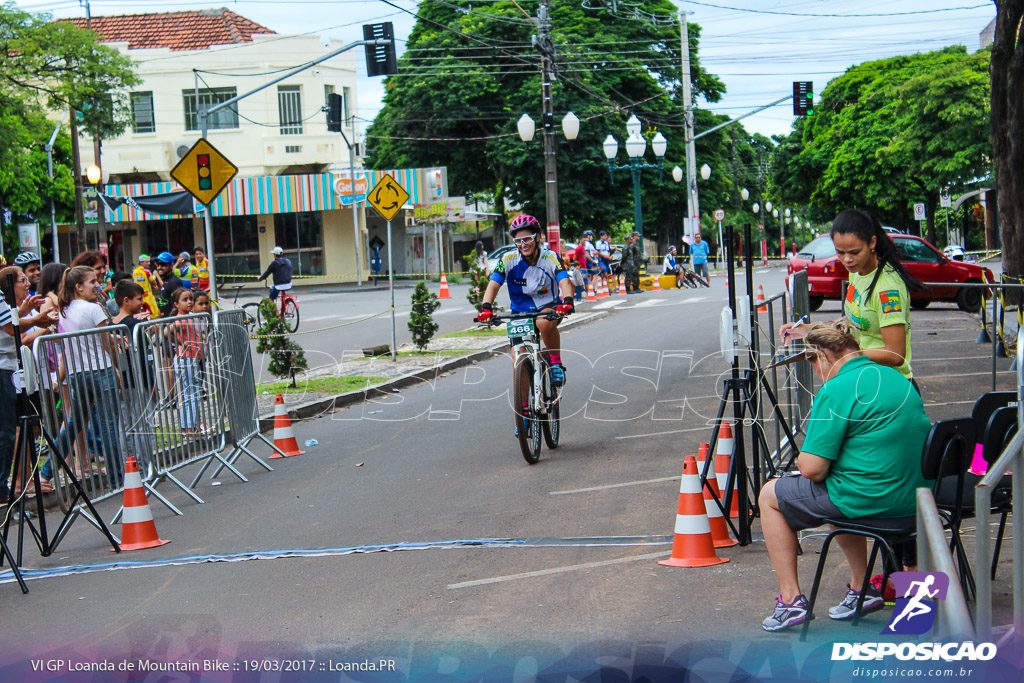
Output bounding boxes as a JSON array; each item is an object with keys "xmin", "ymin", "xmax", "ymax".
[{"xmin": 786, "ymin": 233, "xmax": 994, "ymax": 312}]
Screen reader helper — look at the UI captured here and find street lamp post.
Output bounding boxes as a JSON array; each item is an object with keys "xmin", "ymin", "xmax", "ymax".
[
  {"xmin": 517, "ymin": 111, "xmax": 579, "ymax": 252},
  {"xmin": 603, "ymin": 115, "xmax": 666, "ymax": 248}
]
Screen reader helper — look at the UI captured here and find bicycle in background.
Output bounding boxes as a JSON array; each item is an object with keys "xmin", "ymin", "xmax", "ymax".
[{"xmin": 231, "ymin": 283, "xmax": 300, "ymax": 333}]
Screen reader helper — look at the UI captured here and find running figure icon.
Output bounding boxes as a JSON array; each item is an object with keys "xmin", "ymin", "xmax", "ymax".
[{"xmin": 884, "ymin": 571, "xmax": 949, "ymax": 635}]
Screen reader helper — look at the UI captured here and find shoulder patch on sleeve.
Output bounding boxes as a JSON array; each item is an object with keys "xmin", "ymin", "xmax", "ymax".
[{"xmin": 879, "ymin": 289, "xmax": 902, "ymax": 314}]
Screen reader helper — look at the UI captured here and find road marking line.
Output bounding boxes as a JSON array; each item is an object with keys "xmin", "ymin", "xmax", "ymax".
[
  {"xmin": 550, "ymin": 476, "xmax": 680, "ymax": 495},
  {"xmin": 632, "ymin": 298, "xmax": 665, "ymax": 307},
  {"xmin": 616, "ymin": 425, "xmax": 715, "ymax": 439},
  {"xmin": 447, "ymin": 551, "xmax": 670, "ymax": 590},
  {"xmin": 592, "ymin": 300, "xmax": 623, "ymax": 310}
]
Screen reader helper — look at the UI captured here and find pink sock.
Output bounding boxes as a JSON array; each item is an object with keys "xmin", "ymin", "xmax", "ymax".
[{"xmin": 549, "ymin": 353, "xmax": 562, "ymax": 365}]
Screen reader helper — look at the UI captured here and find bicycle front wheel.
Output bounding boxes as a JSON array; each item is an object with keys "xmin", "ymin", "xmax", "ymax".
[
  {"xmin": 513, "ymin": 357, "xmax": 542, "ymax": 464},
  {"xmin": 242, "ymin": 302, "xmax": 261, "ymax": 331},
  {"xmin": 283, "ymin": 298, "xmax": 300, "ymax": 333}
]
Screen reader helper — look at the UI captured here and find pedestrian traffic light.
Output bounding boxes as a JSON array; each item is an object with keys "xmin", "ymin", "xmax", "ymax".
[
  {"xmin": 327, "ymin": 93, "xmax": 342, "ymax": 132},
  {"xmin": 363, "ymin": 22, "xmax": 398, "ymax": 77},
  {"xmin": 793, "ymin": 81, "xmax": 814, "ymax": 116},
  {"xmin": 197, "ymin": 154, "xmax": 212, "ymax": 191}
]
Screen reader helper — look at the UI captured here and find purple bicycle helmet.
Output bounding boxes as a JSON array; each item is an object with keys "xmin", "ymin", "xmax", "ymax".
[{"xmin": 509, "ymin": 214, "xmax": 542, "ymax": 237}]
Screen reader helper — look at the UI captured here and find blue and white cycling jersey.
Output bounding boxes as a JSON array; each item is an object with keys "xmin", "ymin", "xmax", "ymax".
[
  {"xmin": 489, "ymin": 247, "xmax": 570, "ymax": 312},
  {"xmin": 663, "ymin": 254, "xmax": 678, "ymax": 273}
]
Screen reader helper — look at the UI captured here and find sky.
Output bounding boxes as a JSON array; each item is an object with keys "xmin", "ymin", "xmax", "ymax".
[{"xmin": 13, "ymin": 0, "xmax": 997, "ymax": 142}]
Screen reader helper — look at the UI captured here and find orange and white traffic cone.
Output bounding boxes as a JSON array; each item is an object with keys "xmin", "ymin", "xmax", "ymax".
[
  {"xmin": 715, "ymin": 422, "xmax": 740, "ymax": 519},
  {"xmin": 652, "ymin": 272, "xmax": 661, "ymax": 291},
  {"xmin": 756, "ymin": 284, "xmax": 767, "ymax": 313},
  {"xmin": 438, "ymin": 273, "xmax": 452, "ymax": 299},
  {"xmin": 271, "ymin": 394, "xmax": 305, "ymax": 458},
  {"xmin": 118, "ymin": 456, "xmax": 171, "ymax": 551},
  {"xmin": 696, "ymin": 442, "xmax": 710, "ymax": 469},
  {"xmin": 586, "ymin": 279, "xmax": 597, "ymax": 302},
  {"xmin": 704, "ymin": 472, "xmax": 739, "ymax": 548},
  {"xmin": 659, "ymin": 455, "xmax": 730, "ymax": 568},
  {"xmin": 618, "ymin": 276, "xmax": 627, "ymax": 296},
  {"xmin": 597, "ymin": 278, "xmax": 608, "ymax": 299}
]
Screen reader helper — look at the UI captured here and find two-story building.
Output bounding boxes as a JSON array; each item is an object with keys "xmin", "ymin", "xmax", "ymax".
[{"xmin": 67, "ymin": 8, "xmax": 447, "ymax": 283}]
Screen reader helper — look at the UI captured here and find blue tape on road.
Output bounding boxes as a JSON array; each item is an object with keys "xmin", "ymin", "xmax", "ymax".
[{"xmin": 0, "ymin": 535, "xmax": 671, "ymax": 585}]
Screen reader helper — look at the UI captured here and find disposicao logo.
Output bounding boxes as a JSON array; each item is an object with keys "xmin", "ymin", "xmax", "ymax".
[{"xmin": 831, "ymin": 572, "xmax": 998, "ymax": 662}]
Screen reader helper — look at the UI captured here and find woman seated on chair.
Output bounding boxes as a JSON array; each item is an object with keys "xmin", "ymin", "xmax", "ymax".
[{"xmin": 758, "ymin": 320, "xmax": 932, "ymax": 632}]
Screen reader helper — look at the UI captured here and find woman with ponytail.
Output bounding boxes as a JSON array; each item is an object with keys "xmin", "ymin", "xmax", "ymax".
[
  {"xmin": 782, "ymin": 209, "xmax": 925, "ymax": 389},
  {"xmin": 52, "ymin": 265, "xmax": 124, "ymax": 488}
]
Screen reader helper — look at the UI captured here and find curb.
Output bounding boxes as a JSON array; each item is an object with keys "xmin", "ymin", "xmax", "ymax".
[{"xmin": 256, "ymin": 311, "xmax": 607, "ymax": 432}]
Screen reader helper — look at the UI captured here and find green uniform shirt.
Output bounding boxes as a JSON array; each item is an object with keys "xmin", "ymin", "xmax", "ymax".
[
  {"xmin": 844, "ymin": 263, "xmax": 913, "ymax": 379},
  {"xmin": 801, "ymin": 356, "xmax": 932, "ymax": 519}
]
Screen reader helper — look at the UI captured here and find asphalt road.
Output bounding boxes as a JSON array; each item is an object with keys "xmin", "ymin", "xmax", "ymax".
[{"xmin": 2, "ymin": 266, "xmax": 1018, "ymax": 680}]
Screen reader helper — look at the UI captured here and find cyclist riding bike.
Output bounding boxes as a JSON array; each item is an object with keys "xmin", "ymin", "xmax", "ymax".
[
  {"xmin": 475, "ymin": 215, "xmax": 575, "ymax": 385},
  {"xmin": 259, "ymin": 246, "xmax": 293, "ymax": 301}
]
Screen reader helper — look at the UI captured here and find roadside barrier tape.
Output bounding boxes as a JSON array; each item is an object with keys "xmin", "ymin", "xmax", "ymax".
[
  {"xmin": 247, "ymin": 306, "xmax": 397, "ymax": 340},
  {"xmin": 0, "ymin": 536, "xmax": 672, "ymax": 584}
]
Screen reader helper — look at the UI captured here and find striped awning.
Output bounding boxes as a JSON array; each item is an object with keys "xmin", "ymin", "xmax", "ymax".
[{"xmin": 102, "ymin": 167, "xmax": 444, "ymax": 222}]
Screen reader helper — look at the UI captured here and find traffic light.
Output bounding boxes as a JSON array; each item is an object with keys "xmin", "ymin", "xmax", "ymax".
[
  {"xmin": 793, "ymin": 81, "xmax": 814, "ymax": 116},
  {"xmin": 197, "ymin": 153, "xmax": 212, "ymax": 191},
  {"xmin": 327, "ymin": 92, "xmax": 342, "ymax": 132},
  {"xmin": 363, "ymin": 22, "xmax": 398, "ymax": 77}
]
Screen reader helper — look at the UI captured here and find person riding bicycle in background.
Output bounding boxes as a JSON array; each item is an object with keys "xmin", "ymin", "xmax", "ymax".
[
  {"xmin": 259, "ymin": 246, "xmax": 293, "ymax": 302},
  {"xmin": 475, "ymin": 215, "xmax": 575, "ymax": 386}
]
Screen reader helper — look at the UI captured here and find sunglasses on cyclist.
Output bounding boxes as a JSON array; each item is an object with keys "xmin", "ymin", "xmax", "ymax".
[{"xmin": 513, "ymin": 235, "xmax": 537, "ymax": 246}]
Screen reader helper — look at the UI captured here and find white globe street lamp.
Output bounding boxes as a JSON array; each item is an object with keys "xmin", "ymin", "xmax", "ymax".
[
  {"xmin": 651, "ymin": 132, "xmax": 667, "ymax": 159},
  {"xmin": 603, "ymin": 134, "xmax": 618, "ymax": 160},
  {"xmin": 517, "ymin": 114, "xmax": 535, "ymax": 142},
  {"xmin": 672, "ymin": 165, "xmax": 683, "ymax": 183},
  {"xmin": 773, "ymin": 209, "xmax": 779, "ymax": 218},
  {"xmin": 561, "ymin": 111, "xmax": 580, "ymax": 141},
  {"xmin": 752, "ymin": 202, "xmax": 760, "ymax": 214},
  {"xmin": 626, "ymin": 114, "xmax": 642, "ymax": 138},
  {"xmin": 625, "ymin": 132, "xmax": 647, "ymax": 159},
  {"xmin": 741, "ymin": 187, "xmax": 749, "ymax": 201},
  {"xmin": 785, "ymin": 208, "xmax": 791, "ymax": 217},
  {"xmin": 765, "ymin": 201, "xmax": 773, "ymax": 213},
  {"xmin": 700, "ymin": 163, "xmax": 711, "ymax": 180}
]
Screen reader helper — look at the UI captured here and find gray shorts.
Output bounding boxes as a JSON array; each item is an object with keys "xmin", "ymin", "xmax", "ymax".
[{"xmin": 773, "ymin": 475, "xmax": 847, "ymax": 531}]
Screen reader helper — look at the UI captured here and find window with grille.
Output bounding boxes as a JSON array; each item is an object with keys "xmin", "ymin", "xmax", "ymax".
[
  {"xmin": 324, "ymin": 84, "xmax": 335, "ymax": 105},
  {"xmin": 278, "ymin": 85, "xmax": 303, "ymax": 135},
  {"xmin": 182, "ymin": 88, "xmax": 239, "ymax": 131},
  {"xmin": 130, "ymin": 92, "xmax": 155, "ymax": 133}
]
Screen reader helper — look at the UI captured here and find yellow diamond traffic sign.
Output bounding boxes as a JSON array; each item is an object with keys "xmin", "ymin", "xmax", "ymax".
[
  {"xmin": 367, "ymin": 174, "xmax": 409, "ymax": 221},
  {"xmin": 170, "ymin": 138, "xmax": 238, "ymax": 206}
]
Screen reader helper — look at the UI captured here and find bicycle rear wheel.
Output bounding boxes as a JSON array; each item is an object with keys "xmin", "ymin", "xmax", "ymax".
[
  {"xmin": 513, "ymin": 357, "xmax": 542, "ymax": 464},
  {"xmin": 540, "ymin": 356, "xmax": 560, "ymax": 449},
  {"xmin": 282, "ymin": 298, "xmax": 300, "ymax": 333}
]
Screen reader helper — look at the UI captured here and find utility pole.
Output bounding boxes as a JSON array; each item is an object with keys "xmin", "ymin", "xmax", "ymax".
[
  {"xmin": 82, "ymin": 0, "xmax": 106, "ymax": 249},
  {"xmin": 70, "ymin": 111, "xmax": 85, "ymax": 248},
  {"xmin": 680, "ymin": 11, "xmax": 700, "ymax": 239},
  {"xmin": 538, "ymin": 0, "xmax": 561, "ymax": 252}
]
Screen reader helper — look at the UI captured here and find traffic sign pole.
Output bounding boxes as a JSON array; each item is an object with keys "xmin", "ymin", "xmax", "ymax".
[
  {"xmin": 387, "ymin": 219, "xmax": 396, "ymax": 361},
  {"xmin": 202, "ymin": 205, "xmax": 218, "ymax": 302}
]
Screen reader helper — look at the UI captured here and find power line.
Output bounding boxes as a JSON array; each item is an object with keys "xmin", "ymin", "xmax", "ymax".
[{"xmin": 680, "ymin": 1, "xmax": 990, "ymax": 18}]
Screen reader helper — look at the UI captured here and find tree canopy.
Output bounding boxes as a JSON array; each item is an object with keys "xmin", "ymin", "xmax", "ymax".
[
  {"xmin": 768, "ymin": 45, "xmax": 991, "ymax": 245},
  {"xmin": 0, "ymin": 2, "xmax": 138, "ymax": 255},
  {"xmin": 366, "ymin": 0, "xmax": 770, "ymax": 245}
]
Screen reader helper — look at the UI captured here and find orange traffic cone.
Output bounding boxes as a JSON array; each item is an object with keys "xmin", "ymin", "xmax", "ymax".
[
  {"xmin": 704, "ymin": 472, "xmax": 739, "ymax": 548},
  {"xmin": 618, "ymin": 276, "xmax": 627, "ymax": 296},
  {"xmin": 586, "ymin": 279, "xmax": 597, "ymax": 302},
  {"xmin": 696, "ymin": 442, "xmax": 710, "ymax": 469},
  {"xmin": 118, "ymin": 456, "xmax": 171, "ymax": 551},
  {"xmin": 438, "ymin": 273, "xmax": 452, "ymax": 299},
  {"xmin": 756, "ymin": 284, "xmax": 767, "ymax": 313},
  {"xmin": 659, "ymin": 455, "xmax": 730, "ymax": 568},
  {"xmin": 271, "ymin": 394, "xmax": 305, "ymax": 458},
  {"xmin": 597, "ymin": 278, "xmax": 608, "ymax": 299},
  {"xmin": 715, "ymin": 422, "xmax": 740, "ymax": 519}
]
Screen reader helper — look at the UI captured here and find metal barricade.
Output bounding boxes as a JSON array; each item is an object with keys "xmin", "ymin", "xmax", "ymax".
[
  {"xmin": 974, "ymin": 331, "xmax": 1024, "ymax": 642},
  {"xmin": 194, "ymin": 309, "xmax": 280, "ymax": 484},
  {"xmin": 32, "ymin": 323, "xmax": 139, "ymax": 537},
  {"xmin": 130, "ymin": 313, "xmax": 241, "ymax": 511},
  {"xmin": 916, "ymin": 487, "xmax": 976, "ymax": 640}
]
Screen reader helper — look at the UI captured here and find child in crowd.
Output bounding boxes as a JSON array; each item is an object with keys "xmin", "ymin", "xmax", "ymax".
[
  {"xmin": 105, "ymin": 271, "xmax": 132, "ymax": 316},
  {"xmin": 170, "ymin": 288, "xmax": 203, "ymax": 436},
  {"xmin": 192, "ymin": 291, "xmax": 211, "ymax": 315},
  {"xmin": 112, "ymin": 281, "xmax": 154, "ymax": 470}
]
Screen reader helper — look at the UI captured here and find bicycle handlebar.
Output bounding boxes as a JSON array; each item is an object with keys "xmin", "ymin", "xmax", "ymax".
[{"xmin": 478, "ymin": 310, "xmax": 565, "ymax": 327}]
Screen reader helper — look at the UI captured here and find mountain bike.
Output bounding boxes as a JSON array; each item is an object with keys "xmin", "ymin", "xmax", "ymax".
[
  {"xmin": 680, "ymin": 266, "xmax": 710, "ymax": 288},
  {"xmin": 481, "ymin": 311, "xmax": 565, "ymax": 464}
]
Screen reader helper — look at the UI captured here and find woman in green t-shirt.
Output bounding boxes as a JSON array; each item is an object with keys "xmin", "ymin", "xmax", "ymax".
[{"xmin": 783, "ymin": 209, "xmax": 926, "ymax": 388}]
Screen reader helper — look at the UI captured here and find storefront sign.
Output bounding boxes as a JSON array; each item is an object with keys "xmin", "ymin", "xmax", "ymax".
[
  {"xmin": 413, "ymin": 202, "xmax": 447, "ymax": 224},
  {"xmin": 18, "ymin": 222, "xmax": 40, "ymax": 252},
  {"xmin": 333, "ymin": 174, "xmax": 368, "ymax": 205},
  {"xmin": 446, "ymin": 196, "xmax": 466, "ymax": 222}
]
